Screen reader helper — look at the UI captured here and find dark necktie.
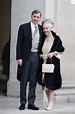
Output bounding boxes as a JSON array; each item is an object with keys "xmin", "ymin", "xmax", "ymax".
[{"xmin": 34, "ymin": 25, "xmax": 37, "ymax": 37}]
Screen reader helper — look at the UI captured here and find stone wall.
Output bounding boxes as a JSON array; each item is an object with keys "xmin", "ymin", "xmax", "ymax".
[
  {"xmin": 6, "ymin": 0, "xmax": 75, "ymax": 102},
  {"xmin": 56, "ymin": 0, "xmax": 75, "ymax": 83}
]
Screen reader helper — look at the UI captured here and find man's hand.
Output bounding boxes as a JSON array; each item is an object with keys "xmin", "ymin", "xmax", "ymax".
[{"xmin": 17, "ymin": 59, "xmax": 22, "ymax": 66}]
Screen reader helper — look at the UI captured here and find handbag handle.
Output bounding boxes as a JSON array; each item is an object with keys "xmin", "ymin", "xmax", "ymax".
[
  {"xmin": 50, "ymin": 58, "xmax": 53, "ymax": 64},
  {"xmin": 43, "ymin": 58, "xmax": 53, "ymax": 64}
]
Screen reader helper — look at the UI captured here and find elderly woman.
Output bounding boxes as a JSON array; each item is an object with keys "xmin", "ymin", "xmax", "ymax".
[{"xmin": 39, "ymin": 19, "xmax": 65, "ymax": 110}]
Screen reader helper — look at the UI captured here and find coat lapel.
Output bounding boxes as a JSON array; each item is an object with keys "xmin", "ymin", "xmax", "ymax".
[
  {"xmin": 26, "ymin": 22, "xmax": 32, "ymax": 44},
  {"xmin": 38, "ymin": 25, "xmax": 42, "ymax": 39},
  {"xmin": 38, "ymin": 25, "xmax": 42, "ymax": 47},
  {"xmin": 26, "ymin": 23, "xmax": 42, "ymax": 49},
  {"xmin": 50, "ymin": 31, "xmax": 58, "ymax": 52}
]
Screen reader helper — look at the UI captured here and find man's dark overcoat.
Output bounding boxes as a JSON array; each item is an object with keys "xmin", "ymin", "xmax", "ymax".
[{"xmin": 16, "ymin": 22, "xmax": 43, "ymax": 81}]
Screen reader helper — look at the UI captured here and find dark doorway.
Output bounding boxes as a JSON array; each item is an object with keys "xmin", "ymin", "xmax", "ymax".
[{"xmin": 0, "ymin": 0, "xmax": 11, "ymax": 95}]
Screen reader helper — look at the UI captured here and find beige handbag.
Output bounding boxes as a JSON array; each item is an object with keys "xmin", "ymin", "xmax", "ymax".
[
  {"xmin": 42, "ymin": 63, "xmax": 54, "ymax": 73},
  {"xmin": 42, "ymin": 59, "xmax": 55, "ymax": 73}
]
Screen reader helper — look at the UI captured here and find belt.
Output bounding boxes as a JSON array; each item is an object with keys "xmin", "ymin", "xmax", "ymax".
[{"xmin": 31, "ymin": 49, "xmax": 38, "ymax": 52}]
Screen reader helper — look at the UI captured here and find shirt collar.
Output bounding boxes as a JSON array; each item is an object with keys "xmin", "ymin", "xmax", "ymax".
[{"xmin": 31, "ymin": 21, "xmax": 38, "ymax": 28}]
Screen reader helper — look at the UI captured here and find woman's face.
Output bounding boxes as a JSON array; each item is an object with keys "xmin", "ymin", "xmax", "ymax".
[{"xmin": 43, "ymin": 23, "xmax": 51, "ymax": 37}]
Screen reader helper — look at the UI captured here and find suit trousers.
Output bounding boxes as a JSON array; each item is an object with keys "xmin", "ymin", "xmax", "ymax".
[{"xmin": 20, "ymin": 52, "xmax": 39, "ymax": 105}]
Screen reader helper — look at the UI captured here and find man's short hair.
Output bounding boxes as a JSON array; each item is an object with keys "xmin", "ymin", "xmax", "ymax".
[{"xmin": 31, "ymin": 10, "xmax": 42, "ymax": 17}]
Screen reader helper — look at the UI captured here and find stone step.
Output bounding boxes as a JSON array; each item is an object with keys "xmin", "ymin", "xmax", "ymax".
[{"xmin": 0, "ymin": 95, "xmax": 75, "ymax": 114}]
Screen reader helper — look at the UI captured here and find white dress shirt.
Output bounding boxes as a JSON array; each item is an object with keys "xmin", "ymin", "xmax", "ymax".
[{"xmin": 30, "ymin": 22, "xmax": 38, "ymax": 34}]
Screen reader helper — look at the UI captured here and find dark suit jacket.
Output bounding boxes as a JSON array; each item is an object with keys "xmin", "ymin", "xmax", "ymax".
[{"xmin": 16, "ymin": 22, "xmax": 43, "ymax": 81}]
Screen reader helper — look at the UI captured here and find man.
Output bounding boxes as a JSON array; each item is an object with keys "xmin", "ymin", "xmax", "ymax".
[
  {"xmin": 16, "ymin": 10, "xmax": 43, "ymax": 110},
  {"xmin": 1, "ymin": 36, "xmax": 10, "ymax": 96}
]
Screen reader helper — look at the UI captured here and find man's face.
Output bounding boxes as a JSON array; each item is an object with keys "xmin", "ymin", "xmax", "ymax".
[{"xmin": 31, "ymin": 13, "xmax": 41, "ymax": 25}]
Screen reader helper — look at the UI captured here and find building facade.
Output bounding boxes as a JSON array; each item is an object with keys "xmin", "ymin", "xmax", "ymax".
[{"xmin": 0, "ymin": 0, "xmax": 75, "ymax": 101}]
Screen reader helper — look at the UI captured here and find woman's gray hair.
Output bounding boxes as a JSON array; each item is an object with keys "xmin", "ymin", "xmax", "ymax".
[{"xmin": 42, "ymin": 19, "xmax": 54, "ymax": 29}]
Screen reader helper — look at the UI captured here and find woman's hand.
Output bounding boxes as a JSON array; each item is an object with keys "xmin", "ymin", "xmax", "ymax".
[
  {"xmin": 42, "ymin": 54, "xmax": 48, "ymax": 61},
  {"xmin": 17, "ymin": 59, "xmax": 22, "ymax": 66},
  {"xmin": 40, "ymin": 54, "xmax": 48, "ymax": 61},
  {"xmin": 47, "ymin": 52, "xmax": 55, "ymax": 58}
]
